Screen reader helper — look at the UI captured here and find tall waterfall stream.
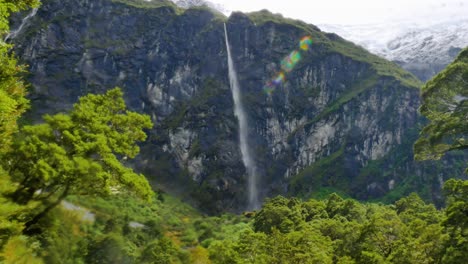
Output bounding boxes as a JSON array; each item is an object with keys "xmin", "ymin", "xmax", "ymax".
[{"xmin": 224, "ymin": 23, "xmax": 259, "ymax": 210}]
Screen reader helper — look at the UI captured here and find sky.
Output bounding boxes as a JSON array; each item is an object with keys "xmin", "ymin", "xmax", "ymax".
[{"xmin": 210, "ymin": 0, "xmax": 468, "ymax": 25}]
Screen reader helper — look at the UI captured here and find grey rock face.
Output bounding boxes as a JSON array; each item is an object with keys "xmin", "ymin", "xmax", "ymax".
[{"xmin": 11, "ymin": 0, "xmax": 466, "ymax": 212}]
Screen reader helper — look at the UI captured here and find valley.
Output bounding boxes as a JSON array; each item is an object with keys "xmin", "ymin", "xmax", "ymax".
[{"xmin": 0, "ymin": 0, "xmax": 466, "ymax": 263}]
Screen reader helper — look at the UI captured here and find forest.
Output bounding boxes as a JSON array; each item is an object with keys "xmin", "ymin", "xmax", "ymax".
[{"xmin": 0, "ymin": 1, "xmax": 467, "ymax": 263}]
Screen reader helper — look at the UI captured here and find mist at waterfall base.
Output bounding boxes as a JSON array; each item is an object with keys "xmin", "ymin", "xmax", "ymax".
[{"xmin": 224, "ymin": 24, "xmax": 260, "ymax": 210}]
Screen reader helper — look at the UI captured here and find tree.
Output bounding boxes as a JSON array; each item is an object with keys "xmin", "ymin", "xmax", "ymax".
[
  {"xmin": 441, "ymin": 179, "xmax": 468, "ymax": 263},
  {"xmin": 391, "ymin": 194, "xmax": 447, "ymax": 263},
  {"xmin": 412, "ymin": 47, "xmax": 468, "ymax": 263},
  {"xmin": 395, "ymin": 193, "xmax": 441, "ymax": 224},
  {"xmin": 208, "ymin": 239, "xmax": 241, "ymax": 264},
  {"xmin": 0, "ymin": 0, "xmax": 40, "ymax": 154},
  {"xmin": 414, "ymin": 48, "xmax": 468, "ymax": 170},
  {"xmin": 0, "ymin": 235, "xmax": 43, "ymax": 264},
  {"xmin": 5, "ymin": 88, "xmax": 153, "ymax": 233},
  {"xmin": 253, "ymin": 196, "xmax": 303, "ymax": 234},
  {"xmin": 0, "ymin": 44, "xmax": 28, "ymax": 154},
  {"xmin": 0, "ymin": 0, "xmax": 41, "ymax": 260},
  {"xmin": 360, "ymin": 206, "xmax": 403, "ymax": 261},
  {"xmin": 0, "ymin": 0, "xmax": 40, "ymax": 35},
  {"xmin": 138, "ymin": 237, "xmax": 185, "ymax": 264},
  {"xmin": 189, "ymin": 246, "xmax": 212, "ymax": 264},
  {"xmin": 86, "ymin": 233, "xmax": 133, "ymax": 264}
]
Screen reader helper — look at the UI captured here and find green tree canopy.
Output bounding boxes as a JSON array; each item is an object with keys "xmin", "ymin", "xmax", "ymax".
[
  {"xmin": 0, "ymin": 0, "xmax": 39, "ymax": 35},
  {"xmin": 5, "ymin": 88, "xmax": 153, "ymax": 232},
  {"xmin": 414, "ymin": 48, "xmax": 468, "ymax": 166},
  {"xmin": 441, "ymin": 179, "xmax": 468, "ymax": 263},
  {"xmin": 0, "ymin": 1, "xmax": 43, "ymax": 261},
  {"xmin": 412, "ymin": 47, "xmax": 468, "ymax": 262},
  {"xmin": 253, "ymin": 196, "xmax": 304, "ymax": 234},
  {"xmin": 0, "ymin": 0, "xmax": 40, "ymax": 154}
]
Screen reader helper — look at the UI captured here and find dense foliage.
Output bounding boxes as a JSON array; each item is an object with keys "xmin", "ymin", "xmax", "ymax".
[
  {"xmin": 7, "ymin": 88, "xmax": 153, "ymax": 232},
  {"xmin": 0, "ymin": 88, "xmax": 154, "ymax": 261},
  {"xmin": 1, "ymin": 3, "xmax": 154, "ymax": 256},
  {"xmin": 415, "ymin": 47, "xmax": 468, "ymax": 169},
  {"xmin": 0, "ymin": 1, "xmax": 466, "ymax": 263},
  {"xmin": 208, "ymin": 188, "xmax": 467, "ymax": 264},
  {"xmin": 4, "ymin": 184, "xmax": 461, "ymax": 264},
  {"xmin": 0, "ymin": 1, "xmax": 41, "ymax": 262},
  {"xmin": 0, "ymin": 0, "xmax": 40, "ymax": 153}
]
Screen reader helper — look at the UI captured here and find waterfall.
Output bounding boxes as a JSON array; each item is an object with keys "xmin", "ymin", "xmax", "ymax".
[
  {"xmin": 224, "ymin": 23, "xmax": 260, "ymax": 210},
  {"xmin": 4, "ymin": 8, "xmax": 38, "ymax": 42}
]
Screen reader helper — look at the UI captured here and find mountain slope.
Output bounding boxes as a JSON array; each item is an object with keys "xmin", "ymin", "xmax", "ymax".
[
  {"xmin": 10, "ymin": 0, "xmax": 465, "ymax": 212},
  {"xmin": 320, "ymin": 20, "xmax": 468, "ymax": 81}
]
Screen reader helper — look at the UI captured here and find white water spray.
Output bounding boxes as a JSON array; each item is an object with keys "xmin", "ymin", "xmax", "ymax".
[
  {"xmin": 4, "ymin": 8, "xmax": 38, "ymax": 42},
  {"xmin": 224, "ymin": 23, "xmax": 260, "ymax": 210}
]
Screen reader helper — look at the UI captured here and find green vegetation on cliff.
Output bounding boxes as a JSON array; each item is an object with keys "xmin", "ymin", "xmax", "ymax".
[
  {"xmin": 247, "ymin": 9, "xmax": 421, "ymax": 88},
  {"xmin": 0, "ymin": 1, "xmax": 466, "ymax": 263},
  {"xmin": 9, "ymin": 0, "xmax": 442, "ymax": 213},
  {"xmin": 111, "ymin": 0, "xmax": 176, "ymax": 9}
]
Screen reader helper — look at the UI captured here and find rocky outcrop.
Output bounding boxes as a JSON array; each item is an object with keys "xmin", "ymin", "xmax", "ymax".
[{"xmin": 11, "ymin": 0, "xmax": 466, "ymax": 213}]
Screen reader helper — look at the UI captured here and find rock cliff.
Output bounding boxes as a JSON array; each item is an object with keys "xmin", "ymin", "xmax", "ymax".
[{"xmin": 10, "ymin": 0, "xmax": 466, "ymax": 212}]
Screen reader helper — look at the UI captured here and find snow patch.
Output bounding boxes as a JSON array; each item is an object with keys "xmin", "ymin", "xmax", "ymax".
[{"xmin": 319, "ymin": 20, "xmax": 468, "ymax": 66}]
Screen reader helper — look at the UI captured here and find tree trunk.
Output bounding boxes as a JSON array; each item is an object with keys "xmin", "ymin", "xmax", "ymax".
[{"xmin": 23, "ymin": 184, "xmax": 70, "ymax": 235}]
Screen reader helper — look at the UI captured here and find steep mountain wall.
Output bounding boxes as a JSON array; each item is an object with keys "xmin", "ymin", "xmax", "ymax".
[{"xmin": 11, "ymin": 0, "xmax": 466, "ymax": 212}]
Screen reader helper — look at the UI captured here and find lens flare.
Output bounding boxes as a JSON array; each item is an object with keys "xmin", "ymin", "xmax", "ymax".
[
  {"xmin": 273, "ymin": 72, "xmax": 285, "ymax": 85},
  {"xmin": 263, "ymin": 35, "xmax": 312, "ymax": 95},
  {"xmin": 300, "ymin": 36, "xmax": 312, "ymax": 51},
  {"xmin": 281, "ymin": 51, "xmax": 301, "ymax": 72},
  {"xmin": 263, "ymin": 82, "xmax": 274, "ymax": 95}
]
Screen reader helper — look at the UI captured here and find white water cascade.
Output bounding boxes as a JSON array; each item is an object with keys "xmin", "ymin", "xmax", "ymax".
[
  {"xmin": 4, "ymin": 8, "xmax": 38, "ymax": 42},
  {"xmin": 224, "ymin": 23, "xmax": 260, "ymax": 210}
]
